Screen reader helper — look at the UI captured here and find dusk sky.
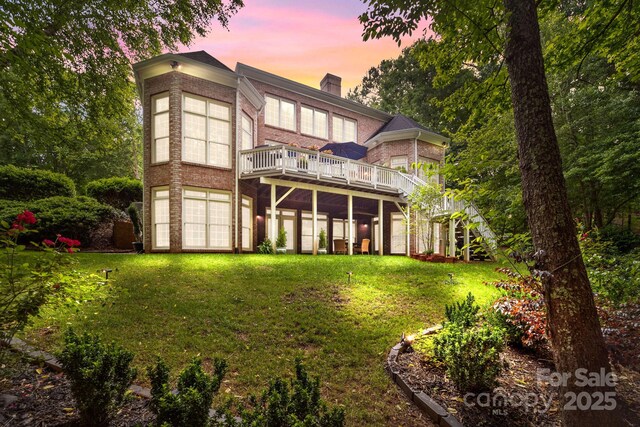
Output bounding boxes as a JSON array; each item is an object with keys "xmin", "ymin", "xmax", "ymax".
[{"xmin": 180, "ymin": 0, "xmax": 429, "ymax": 92}]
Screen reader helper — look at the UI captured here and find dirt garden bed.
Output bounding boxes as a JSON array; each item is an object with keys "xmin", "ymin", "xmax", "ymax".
[{"xmin": 389, "ymin": 302, "xmax": 640, "ymax": 426}]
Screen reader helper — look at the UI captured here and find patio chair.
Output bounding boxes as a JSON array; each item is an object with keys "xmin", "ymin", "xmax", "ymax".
[
  {"xmin": 334, "ymin": 239, "xmax": 347, "ymax": 254},
  {"xmin": 356, "ymin": 239, "xmax": 370, "ymax": 255}
]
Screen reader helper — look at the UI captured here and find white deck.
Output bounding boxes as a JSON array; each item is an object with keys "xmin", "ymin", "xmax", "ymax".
[{"xmin": 239, "ymin": 145, "xmax": 418, "ymax": 196}]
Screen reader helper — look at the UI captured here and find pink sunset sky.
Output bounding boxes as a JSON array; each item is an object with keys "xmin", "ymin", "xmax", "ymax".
[{"xmin": 180, "ymin": 0, "xmax": 430, "ymax": 92}]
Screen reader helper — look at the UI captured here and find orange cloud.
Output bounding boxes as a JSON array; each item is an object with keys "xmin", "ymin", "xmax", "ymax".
[{"xmin": 179, "ymin": 2, "xmax": 430, "ymax": 92}]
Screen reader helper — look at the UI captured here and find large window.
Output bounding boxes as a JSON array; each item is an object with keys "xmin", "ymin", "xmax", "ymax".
[
  {"xmin": 183, "ymin": 188, "xmax": 231, "ymax": 250},
  {"xmin": 152, "ymin": 188, "xmax": 170, "ymax": 249},
  {"xmin": 301, "ymin": 106, "xmax": 328, "ymax": 139},
  {"xmin": 241, "ymin": 196, "xmax": 253, "ymax": 251},
  {"xmin": 332, "ymin": 218, "xmax": 356, "ymax": 242},
  {"xmin": 265, "ymin": 209, "xmax": 296, "ymax": 252},
  {"xmin": 391, "ymin": 212, "xmax": 406, "ymax": 254},
  {"xmin": 152, "ymin": 94, "xmax": 170, "ymax": 163},
  {"xmin": 241, "ymin": 113, "xmax": 253, "ymax": 150},
  {"xmin": 265, "ymin": 95, "xmax": 296, "ymax": 131},
  {"xmin": 390, "ymin": 156, "xmax": 408, "ymax": 172},
  {"xmin": 332, "ymin": 115, "xmax": 357, "ymax": 142},
  {"xmin": 183, "ymin": 94, "xmax": 231, "ymax": 168},
  {"xmin": 301, "ymin": 212, "xmax": 328, "ymax": 253}
]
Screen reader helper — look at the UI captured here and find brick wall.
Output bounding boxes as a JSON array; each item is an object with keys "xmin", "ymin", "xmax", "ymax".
[
  {"xmin": 247, "ymin": 78, "xmax": 386, "ymax": 148},
  {"xmin": 141, "ymin": 68, "xmax": 444, "ymax": 255}
]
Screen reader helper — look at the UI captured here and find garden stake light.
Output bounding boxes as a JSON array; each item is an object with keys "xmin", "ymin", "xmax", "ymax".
[
  {"xmin": 346, "ymin": 271, "xmax": 352, "ymax": 285},
  {"xmin": 100, "ymin": 268, "xmax": 113, "ymax": 280}
]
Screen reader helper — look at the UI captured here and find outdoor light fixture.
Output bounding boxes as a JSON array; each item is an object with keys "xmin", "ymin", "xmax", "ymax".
[
  {"xmin": 170, "ymin": 60, "xmax": 181, "ymax": 70},
  {"xmin": 346, "ymin": 271, "xmax": 353, "ymax": 285},
  {"xmin": 399, "ymin": 333, "xmax": 416, "ymax": 353},
  {"xmin": 100, "ymin": 268, "xmax": 113, "ymax": 280}
]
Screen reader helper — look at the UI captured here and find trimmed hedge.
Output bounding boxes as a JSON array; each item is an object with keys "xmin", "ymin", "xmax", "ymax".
[
  {"xmin": 0, "ymin": 165, "xmax": 76, "ymax": 201},
  {"xmin": 0, "ymin": 196, "xmax": 115, "ymax": 245},
  {"xmin": 85, "ymin": 177, "xmax": 142, "ymax": 210}
]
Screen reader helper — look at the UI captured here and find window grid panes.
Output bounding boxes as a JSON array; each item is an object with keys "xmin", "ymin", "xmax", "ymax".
[
  {"xmin": 301, "ymin": 106, "xmax": 328, "ymax": 139},
  {"xmin": 391, "ymin": 156, "xmax": 408, "ymax": 172},
  {"xmin": 241, "ymin": 114, "xmax": 253, "ymax": 150},
  {"xmin": 152, "ymin": 188, "xmax": 170, "ymax": 249},
  {"xmin": 152, "ymin": 94, "xmax": 170, "ymax": 163},
  {"xmin": 241, "ymin": 196, "xmax": 252, "ymax": 250},
  {"xmin": 301, "ymin": 212, "xmax": 328, "ymax": 253},
  {"xmin": 182, "ymin": 94, "xmax": 231, "ymax": 168},
  {"xmin": 265, "ymin": 95, "xmax": 296, "ymax": 131},
  {"xmin": 332, "ymin": 116, "xmax": 357, "ymax": 142},
  {"xmin": 183, "ymin": 189, "xmax": 232, "ymax": 250}
]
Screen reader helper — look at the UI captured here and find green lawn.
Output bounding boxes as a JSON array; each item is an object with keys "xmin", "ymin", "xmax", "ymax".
[{"xmin": 23, "ymin": 254, "xmax": 506, "ymax": 426}]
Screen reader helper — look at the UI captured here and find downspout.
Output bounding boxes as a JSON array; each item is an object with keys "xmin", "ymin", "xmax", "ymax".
[
  {"xmin": 413, "ymin": 133, "xmax": 420, "ymax": 176},
  {"xmin": 414, "ymin": 131, "xmax": 421, "ymax": 252},
  {"xmin": 234, "ymin": 77, "xmax": 241, "ymax": 253}
]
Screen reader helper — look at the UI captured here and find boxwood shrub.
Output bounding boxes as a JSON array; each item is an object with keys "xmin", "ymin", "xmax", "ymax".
[
  {"xmin": 0, "ymin": 165, "xmax": 76, "ymax": 200},
  {"xmin": 85, "ymin": 177, "xmax": 142, "ymax": 210},
  {"xmin": 0, "ymin": 196, "xmax": 115, "ymax": 245}
]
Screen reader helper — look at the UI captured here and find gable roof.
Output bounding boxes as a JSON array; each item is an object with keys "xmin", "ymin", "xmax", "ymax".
[
  {"xmin": 236, "ymin": 63, "xmax": 393, "ymax": 121},
  {"xmin": 176, "ymin": 51, "xmax": 232, "ymax": 72}
]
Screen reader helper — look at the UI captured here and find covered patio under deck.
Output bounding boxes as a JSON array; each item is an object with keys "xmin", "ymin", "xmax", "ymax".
[{"xmin": 249, "ymin": 177, "xmax": 412, "ymax": 256}]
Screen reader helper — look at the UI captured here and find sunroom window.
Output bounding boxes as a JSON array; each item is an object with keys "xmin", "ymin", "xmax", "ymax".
[
  {"xmin": 152, "ymin": 94, "xmax": 169, "ymax": 163},
  {"xmin": 182, "ymin": 94, "xmax": 231, "ymax": 168}
]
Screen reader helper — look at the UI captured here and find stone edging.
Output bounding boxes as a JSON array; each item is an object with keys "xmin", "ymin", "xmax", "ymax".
[{"xmin": 387, "ymin": 339, "xmax": 465, "ymax": 427}]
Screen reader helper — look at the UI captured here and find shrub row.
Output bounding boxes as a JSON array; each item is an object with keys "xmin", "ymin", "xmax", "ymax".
[
  {"xmin": 86, "ymin": 177, "xmax": 143, "ymax": 210},
  {"xmin": 59, "ymin": 330, "xmax": 344, "ymax": 427},
  {"xmin": 0, "ymin": 196, "xmax": 115, "ymax": 246},
  {"xmin": 0, "ymin": 165, "xmax": 76, "ymax": 200}
]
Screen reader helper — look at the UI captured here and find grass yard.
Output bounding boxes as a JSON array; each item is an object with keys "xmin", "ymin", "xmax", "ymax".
[{"xmin": 22, "ymin": 254, "xmax": 506, "ymax": 426}]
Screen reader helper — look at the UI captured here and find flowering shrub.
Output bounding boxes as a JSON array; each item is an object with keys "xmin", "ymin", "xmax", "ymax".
[
  {"xmin": 0, "ymin": 210, "xmax": 100, "ymax": 348},
  {"xmin": 0, "ymin": 196, "xmax": 114, "ymax": 245},
  {"xmin": 487, "ymin": 268, "xmax": 548, "ymax": 353}
]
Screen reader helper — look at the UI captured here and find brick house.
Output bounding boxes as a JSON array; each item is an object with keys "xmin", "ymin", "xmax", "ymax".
[{"xmin": 133, "ymin": 51, "xmax": 492, "ymax": 257}]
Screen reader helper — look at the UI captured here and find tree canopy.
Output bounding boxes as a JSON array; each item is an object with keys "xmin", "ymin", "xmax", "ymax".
[{"xmin": 0, "ymin": 0, "xmax": 244, "ymax": 188}]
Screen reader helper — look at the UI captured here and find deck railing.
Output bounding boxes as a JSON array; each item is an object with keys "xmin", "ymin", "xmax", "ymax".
[
  {"xmin": 239, "ymin": 145, "xmax": 497, "ymax": 253},
  {"xmin": 239, "ymin": 145, "xmax": 410, "ymax": 193}
]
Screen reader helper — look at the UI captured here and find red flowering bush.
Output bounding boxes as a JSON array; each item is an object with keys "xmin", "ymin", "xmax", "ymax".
[
  {"xmin": 487, "ymin": 268, "xmax": 548, "ymax": 353},
  {"xmin": 1, "ymin": 211, "xmax": 101, "ymax": 351}
]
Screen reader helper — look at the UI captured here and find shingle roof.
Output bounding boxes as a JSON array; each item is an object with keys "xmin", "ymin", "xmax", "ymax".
[
  {"xmin": 374, "ymin": 114, "xmax": 434, "ymax": 136},
  {"xmin": 176, "ymin": 51, "xmax": 232, "ymax": 72}
]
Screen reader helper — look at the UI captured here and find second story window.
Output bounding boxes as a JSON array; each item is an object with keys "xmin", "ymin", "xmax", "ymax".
[
  {"xmin": 390, "ymin": 155, "xmax": 408, "ymax": 173},
  {"xmin": 265, "ymin": 95, "xmax": 296, "ymax": 131},
  {"xmin": 301, "ymin": 106, "xmax": 328, "ymax": 139},
  {"xmin": 183, "ymin": 94, "xmax": 231, "ymax": 168},
  {"xmin": 332, "ymin": 115, "xmax": 357, "ymax": 142},
  {"xmin": 241, "ymin": 113, "xmax": 253, "ymax": 150},
  {"xmin": 152, "ymin": 93, "xmax": 170, "ymax": 163}
]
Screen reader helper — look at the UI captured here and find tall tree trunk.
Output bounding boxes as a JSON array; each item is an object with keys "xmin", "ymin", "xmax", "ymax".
[{"xmin": 502, "ymin": 1, "xmax": 621, "ymax": 425}]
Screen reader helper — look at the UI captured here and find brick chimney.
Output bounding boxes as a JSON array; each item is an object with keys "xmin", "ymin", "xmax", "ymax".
[{"xmin": 320, "ymin": 73, "xmax": 341, "ymax": 97}]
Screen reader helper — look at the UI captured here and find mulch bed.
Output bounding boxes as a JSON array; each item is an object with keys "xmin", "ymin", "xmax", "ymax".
[
  {"xmin": 392, "ymin": 301, "xmax": 640, "ymax": 426},
  {"xmin": 0, "ymin": 360, "xmax": 154, "ymax": 427}
]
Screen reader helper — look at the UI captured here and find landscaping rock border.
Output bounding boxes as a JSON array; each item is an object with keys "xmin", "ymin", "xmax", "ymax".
[{"xmin": 387, "ymin": 333, "xmax": 466, "ymax": 427}]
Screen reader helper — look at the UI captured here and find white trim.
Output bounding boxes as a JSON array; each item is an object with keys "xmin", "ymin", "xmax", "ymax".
[
  {"xmin": 151, "ymin": 187, "xmax": 170, "ymax": 250},
  {"xmin": 264, "ymin": 94, "xmax": 296, "ymax": 131},
  {"xmin": 241, "ymin": 195, "xmax": 253, "ymax": 251},
  {"xmin": 133, "ymin": 53, "xmax": 238, "ymax": 99},
  {"xmin": 182, "ymin": 93, "xmax": 232, "ymax": 168},
  {"xmin": 332, "ymin": 115, "xmax": 357, "ymax": 143},
  {"xmin": 366, "ymin": 128, "xmax": 449, "ymax": 148},
  {"xmin": 259, "ymin": 177, "xmax": 404, "ymax": 203},
  {"xmin": 182, "ymin": 187, "xmax": 232, "ymax": 250},
  {"xmin": 151, "ymin": 93, "xmax": 170, "ymax": 164},
  {"xmin": 236, "ymin": 63, "xmax": 392, "ymax": 121},
  {"xmin": 301, "ymin": 105, "xmax": 329, "ymax": 139}
]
